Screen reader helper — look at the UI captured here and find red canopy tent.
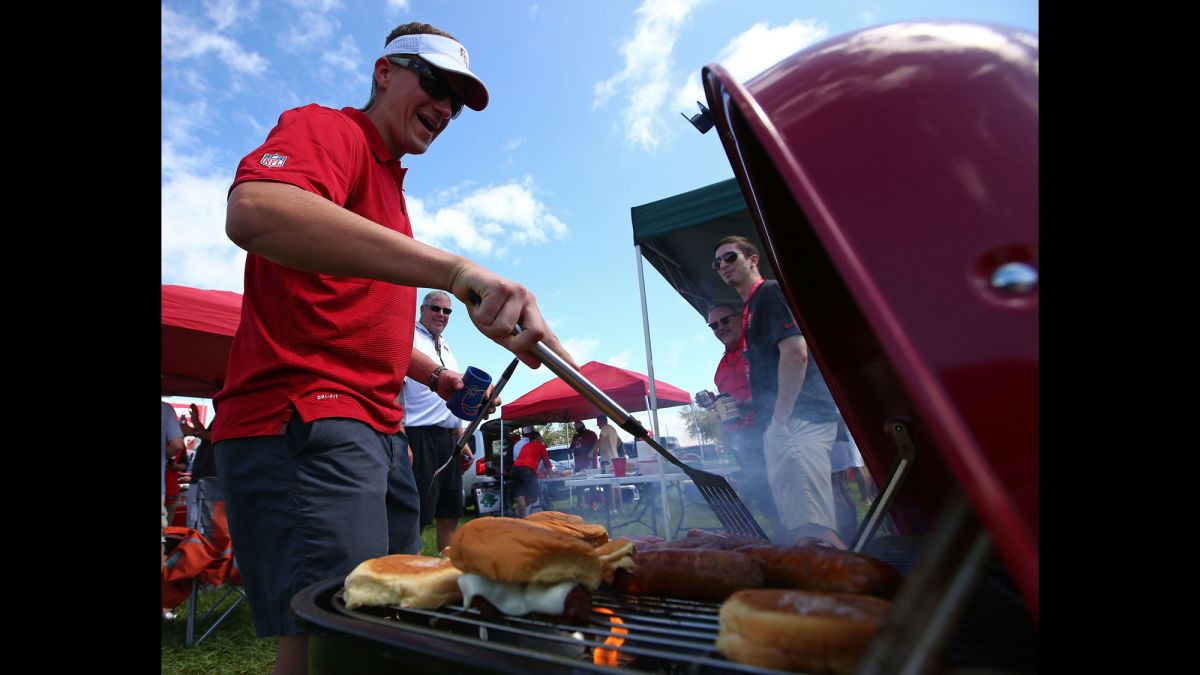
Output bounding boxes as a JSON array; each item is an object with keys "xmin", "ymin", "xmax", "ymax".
[
  {"xmin": 501, "ymin": 361, "xmax": 692, "ymax": 423},
  {"xmin": 162, "ymin": 284, "xmax": 243, "ymax": 398}
]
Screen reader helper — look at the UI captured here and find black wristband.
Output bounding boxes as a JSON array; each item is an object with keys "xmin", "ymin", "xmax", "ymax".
[{"xmin": 428, "ymin": 366, "xmax": 446, "ymax": 392}]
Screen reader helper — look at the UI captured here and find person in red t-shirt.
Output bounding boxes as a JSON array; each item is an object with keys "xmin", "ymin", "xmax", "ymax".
[
  {"xmin": 700, "ymin": 302, "xmax": 783, "ymax": 539},
  {"xmin": 209, "ymin": 21, "xmax": 577, "ymax": 673},
  {"xmin": 510, "ymin": 429, "xmax": 557, "ymax": 517}
]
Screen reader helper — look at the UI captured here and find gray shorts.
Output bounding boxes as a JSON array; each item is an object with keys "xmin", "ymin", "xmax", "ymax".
[{"xmin": 214, "ymin": 414, "xmax": 420, "ymax": 637}]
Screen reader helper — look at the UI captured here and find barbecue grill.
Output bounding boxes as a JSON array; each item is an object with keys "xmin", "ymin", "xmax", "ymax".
[{"xmin": 292, "ymin": 20, "xmax": 1038, "ymax": 673}]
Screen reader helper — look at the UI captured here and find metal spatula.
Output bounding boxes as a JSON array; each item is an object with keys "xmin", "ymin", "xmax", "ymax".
[{"xmin": 518, "ymin": 327, "xmax": 768, "ymax": 539}]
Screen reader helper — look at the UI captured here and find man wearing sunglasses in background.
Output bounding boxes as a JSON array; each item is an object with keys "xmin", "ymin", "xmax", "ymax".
[
  {"xmin": 403, "ymin": 291, "xmax": 471, "ymax": 553},
  {"xmin": 212, "ymin": 21, "xmax": 578, "ymax": 675},
  {"xmin": 697, "ymin": 303, "xmax": 783, "ymax": 541},
  {"xmin": 711, "ymin": 236, "xmax": 843, "ymax": 550}
]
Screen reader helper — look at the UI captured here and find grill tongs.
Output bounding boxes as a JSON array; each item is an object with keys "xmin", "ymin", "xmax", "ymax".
[{"xmin": 496, "ymin": 308, "xmax": 767, "ymax": 539}]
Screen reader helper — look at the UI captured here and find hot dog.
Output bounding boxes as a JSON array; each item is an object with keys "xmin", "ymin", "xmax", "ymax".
[
  {"xmin": 735, "ymin": 544, "xmax": 901, "ymax": 598},
  {"xmin": 612, "ymin": 548, "xmax": 767, "ymax": 602}
]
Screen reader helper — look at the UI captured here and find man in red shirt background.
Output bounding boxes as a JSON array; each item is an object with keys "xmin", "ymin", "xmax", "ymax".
[
  {"xmin": 211, "ymin": 21, "xmax": 576, "ymax": 674},
  {"xmin": 701, "ymin": 302, "xmax": 783, "ymax": 540},
  {"xmin": 510, "ymin": 428, "xmax": 557, "ymax": 517}
]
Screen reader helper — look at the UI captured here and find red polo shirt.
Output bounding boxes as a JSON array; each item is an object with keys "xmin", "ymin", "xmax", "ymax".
[
  {"xmin": 513, "ymin": 440, "xmax": 551, "ymax": 472},
  {"xmin": 714, "ymin": 347, "xmax": 757, "ymax": 429},
  {"xmin": 213, "ymin": 105, "xmax": 417, "ymax": 442}
]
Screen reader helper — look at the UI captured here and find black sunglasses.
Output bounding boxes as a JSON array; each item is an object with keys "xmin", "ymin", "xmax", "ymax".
[
  {"xmin": 707, "ymin": 315, "xmax": 735, "ymax": 330},
  {"xmin": 711, "ymin": 250, "xmax": 741, "ymax": 270},
  {"xmin": 389, "ymin": 56, "xmax": 464, "ymax": 120},
  {"xmin": 424, "ymin": 305, "xmax": 453, "ymax": 315}
]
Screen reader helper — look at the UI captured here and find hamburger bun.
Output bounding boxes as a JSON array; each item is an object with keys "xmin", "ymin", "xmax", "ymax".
[
  {"xmin": 446, "ymin": 516, "xmax": 603, "ymax": 589},
  {"xmin": 594, "ymin": 537, "xmax": 636, "ymax": 583},
  {"xmin": 524, "ymin": 510, "xmax": 610, "ymax": 547},
  {"xmin": 717, "ymin": 589, "xmax": 891, "ymax": 675},
  {"xmin": 343, "ymin": 554, "xmax": 462, "ymax": 609}
]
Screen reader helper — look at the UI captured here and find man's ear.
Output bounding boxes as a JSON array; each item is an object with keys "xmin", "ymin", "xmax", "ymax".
[{"xmin": 373, "ymin": 57, "xmax": 391, "ymax": 88}]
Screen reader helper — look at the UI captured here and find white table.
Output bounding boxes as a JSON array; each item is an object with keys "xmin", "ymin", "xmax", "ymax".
[{"xmin": 540, "ymin": 469, "xmax": 741, "ymax": 537}]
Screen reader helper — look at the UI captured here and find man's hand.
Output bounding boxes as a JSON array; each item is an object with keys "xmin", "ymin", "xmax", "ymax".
[
  {"xmin": 435, "ymin": 372, "xmax": 502, "ymax": 419},
  {"xmin": 447, "ymin": 264, "xmax": 580, "ymax": 371},
  {"xmin": 435, "ymin": 369, "xmax": 466, "ymax": 401}
]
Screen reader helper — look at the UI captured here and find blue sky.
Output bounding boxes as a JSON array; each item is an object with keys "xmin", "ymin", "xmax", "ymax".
[{"xmin": 162, "ymin": 0, "xmax": 1038, "ymax": 442}]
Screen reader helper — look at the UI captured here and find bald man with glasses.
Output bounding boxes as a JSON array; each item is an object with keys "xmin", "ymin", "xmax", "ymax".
[{"xmin": 403, "ymin": 290, "xmax": 471, "ymax": 552}]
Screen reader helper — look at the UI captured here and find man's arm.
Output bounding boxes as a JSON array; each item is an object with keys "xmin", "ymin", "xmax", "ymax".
[
  {"xmin": 226, "ymin": 181, "xmax": 577, "ymax": 370},
  {"xmin": 166, "ymin": 437, "xmax": 187, "ymax": 472},
  {"xmin": 405, "ymin": 351, "xmax": 502, "ymax": 415},
  {"xmin": 773, "ymin": 334, "xmax": 809, "ymax": 425}
]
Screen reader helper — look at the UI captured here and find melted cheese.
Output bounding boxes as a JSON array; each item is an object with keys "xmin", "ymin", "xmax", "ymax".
[{"xmin": 458, "ymin": 573, "xmax": 579, "ymax": 616}]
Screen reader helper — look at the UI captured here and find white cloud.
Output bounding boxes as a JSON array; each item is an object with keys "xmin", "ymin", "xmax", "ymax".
[
  {"xmin": 162, "ymin": 6, "xmax": 269, "ymax": 76},
  {"xmin": 160, "ymin": 156, "xmax": 245, "ymax": 293},
  {"xmin": 593, "ymin": 0, "xmax": 704, "ymax": 152},
  {"xmin": 674, "ymin": 19, "xmax": 828, "ymax": 113},
  {"xmin": 320, "ymin": 34, "xmax": 369, "ymax": 87},
  {"xmin": 284, "ymin": 0, "xmax": 343, "ymax": 10},
  {"xmin": 281, "ymin": 10, "xmax": 340, "ymax": 52},
  {"xmin": 607, "ymin": 350, "xmax": 634, "ymax": 369},
  {"xmin": 408, "ymin": 178, "xmax": 570, "ymax": 256},
  {"xmin": 387, "ymin": 0, "xmax": 411, "ymax": 13},
  {"xmin": 206, "ymin": 0, "xmax": 259, "ymax": 31},
  {"xmin": 502, "ymin": 137, "xmax": 526, "ymax": 152},
  {"xmin": 562, "ymin": 337, "xmax": 601, "ymax": 365}
]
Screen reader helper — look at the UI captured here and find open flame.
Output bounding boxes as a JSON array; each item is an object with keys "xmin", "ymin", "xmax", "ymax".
[{"xmin": 592, "ymin": 607, "xmax": 628, "ymax": 666}]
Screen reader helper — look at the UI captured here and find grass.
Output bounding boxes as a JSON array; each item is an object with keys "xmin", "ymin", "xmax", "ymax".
[{"xmin": 162, "ymin": 489, "xmax": 884, "ymax": 673}]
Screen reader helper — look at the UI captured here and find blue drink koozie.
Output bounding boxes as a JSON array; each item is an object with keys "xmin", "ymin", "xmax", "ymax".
[{"xmin": 446, "ymin": 366, "xmax": 492, "ymax": 420}]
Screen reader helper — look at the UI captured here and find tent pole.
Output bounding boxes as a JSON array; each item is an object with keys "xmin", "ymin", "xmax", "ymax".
[{"xmin": 636, "ymin": 244, "xmax": 671, "ymax": 536}]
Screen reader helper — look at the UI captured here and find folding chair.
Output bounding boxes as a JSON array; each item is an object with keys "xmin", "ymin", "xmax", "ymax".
[{"xmin": 171, "ymin": 477, "xmax": 246, "ymax": 647}]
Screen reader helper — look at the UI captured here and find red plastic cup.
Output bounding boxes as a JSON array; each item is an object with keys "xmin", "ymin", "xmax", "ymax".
[{"xmin": 612, "ymin": 457, "xmax": 627, "ymax": 477}]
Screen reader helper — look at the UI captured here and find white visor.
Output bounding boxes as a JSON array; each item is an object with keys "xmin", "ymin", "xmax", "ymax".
[{"xmin": 382, "ymin": 34, "xmax": 489, "ymax": 111}]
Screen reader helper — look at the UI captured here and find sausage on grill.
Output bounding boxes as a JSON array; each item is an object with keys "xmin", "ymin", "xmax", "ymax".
[
  {"xmin": 613, "ymin": 549, "xmax": 767, "ymax": 602},
  {"xmin": 735, "ymin": 544, "xmax": 901, "ymax": 598}
]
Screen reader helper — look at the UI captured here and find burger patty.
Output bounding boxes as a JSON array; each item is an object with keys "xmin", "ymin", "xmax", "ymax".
[{"xmin": 469, "ymin": 584, "xmax": 593, "ymax": 625}]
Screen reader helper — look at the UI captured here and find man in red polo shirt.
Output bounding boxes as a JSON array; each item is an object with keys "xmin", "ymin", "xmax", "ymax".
[{"xmin": 211, "ymin": 21, "xmax": 575, "ymax": 674}]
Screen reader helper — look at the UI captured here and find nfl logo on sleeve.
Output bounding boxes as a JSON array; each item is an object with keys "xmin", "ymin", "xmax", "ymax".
[{"xmin": 259, "ymin": 152, "xmax": 287, "ymax": 168}]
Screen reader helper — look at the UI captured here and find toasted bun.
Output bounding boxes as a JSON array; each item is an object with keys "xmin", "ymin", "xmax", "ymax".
[
  {"xmin": 717, "ymin": 589, "xmax": 891, "ymax": 675},
  {"xmin": 446, "ymin": 517, "xmax": 603, "ymax": 589},
  {"xmin": 524, "ymin": 511, "xmax": 610, "ymax": 547},
  {"xmin": 524, "ymin": 510, "xmax": 584, "ymax": 525},
  {"xmin": 594, "ymin": 537, "xmax": 636, "ymax": 583},
  {"xmin": 343, "ymin": 555, "xmax": 462, "ymax": 609}
]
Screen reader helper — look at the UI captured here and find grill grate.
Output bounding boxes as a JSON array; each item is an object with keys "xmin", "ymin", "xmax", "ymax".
[{"xmin": 332, "ymin": 587, "xmax": 787, "ymax": 674}]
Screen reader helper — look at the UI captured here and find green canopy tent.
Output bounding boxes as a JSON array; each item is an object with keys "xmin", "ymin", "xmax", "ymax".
[{"xmin": 630, "ymin": 177, "xmax": 774, "ymax": 320}]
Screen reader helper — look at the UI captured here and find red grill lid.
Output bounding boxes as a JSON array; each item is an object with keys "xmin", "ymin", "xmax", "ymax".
[{"xmin": 701, "ymin": 21, "xmax": 1037, "ymax": 615}]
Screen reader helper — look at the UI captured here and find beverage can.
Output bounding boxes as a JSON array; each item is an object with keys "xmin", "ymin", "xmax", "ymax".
[{"xmin": 713, "ymin": 393, "xmax": 742, "ymax": 422}]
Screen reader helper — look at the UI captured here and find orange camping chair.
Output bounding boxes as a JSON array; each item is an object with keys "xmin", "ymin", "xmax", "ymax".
[{"xmin": 162, "ymin": 477, "xmax": 245, "ymax": 646}]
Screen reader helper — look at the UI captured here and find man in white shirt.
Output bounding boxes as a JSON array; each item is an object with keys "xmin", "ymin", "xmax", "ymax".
[
  {"xmin": 513, "ymin": 426, "xmax": 532, "ymax": 461},
  {"xmin": 595, "ymin": 415, "xmax": 623, "ymax": 512},
  {"xmin": 402, "ymin": 291, "xmax": 470, "ymax": 551}
]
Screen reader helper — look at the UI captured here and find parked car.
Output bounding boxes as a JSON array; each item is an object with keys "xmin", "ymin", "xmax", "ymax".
[
  {"xmin": 546, "ymin": 444, "xmax": 573, "ymax": 474},
  {"xmin": 461, "ymin": 430, "xmax": 498, "ymax": 513}
]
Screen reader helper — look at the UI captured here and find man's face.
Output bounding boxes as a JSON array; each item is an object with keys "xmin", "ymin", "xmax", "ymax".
[
  {"xmin": 707, "ymin": 306, "xmax": 742, "ymax": 349},
  {"xmin": 714, "ymin": 243, "xmax": 758, "ymax": 288},
  {"xmin": 575, "ymin": 421, "xmax": 585, "ymax": 433},
  {"xmin": 376, "ymin": 57, "xmax": 458, "ymax": 156},
  {"xmin": 420, "ymin": 295, "xmax": 452, "ymax": 336}
]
